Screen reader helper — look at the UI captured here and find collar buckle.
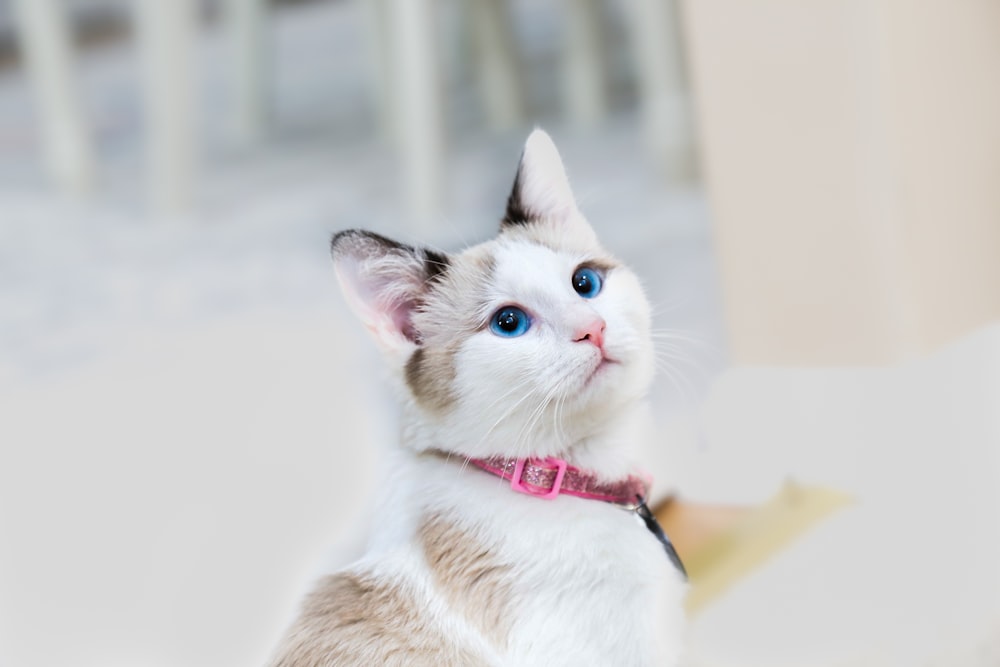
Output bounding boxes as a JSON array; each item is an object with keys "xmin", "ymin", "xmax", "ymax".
[{"xmin": 510, "ymin": 457, "xmax": 568, "ymax": 499}]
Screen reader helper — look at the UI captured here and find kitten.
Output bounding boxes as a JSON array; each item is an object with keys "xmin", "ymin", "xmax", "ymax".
[{"xmin": 268, "ymin": 130, "xmax": 686, "ymax": 666}]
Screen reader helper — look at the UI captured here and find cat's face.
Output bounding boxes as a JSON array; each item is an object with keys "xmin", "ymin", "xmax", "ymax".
[{"xmin": 333, "ymin": 131, "xmax": 653, "ymax": 459}]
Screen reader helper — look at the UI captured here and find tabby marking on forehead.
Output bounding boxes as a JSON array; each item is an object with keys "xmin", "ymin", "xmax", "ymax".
[
  {"xmin": 419, "ymin": 513, "xmax": 515, "ymax": 648},
  {"xmin": 268, "ymin": 572, "xmax": 488, "ymax": 667}
]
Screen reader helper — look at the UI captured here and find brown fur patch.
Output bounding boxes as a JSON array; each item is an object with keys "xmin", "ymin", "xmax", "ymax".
[
  {"xmin": 419, "ymin": 513, "xmax": 515, "ymax": 647},
  {"xmin": 268, "ymin": 572, "xmax": 488, "ymax": 667},
  {"xmin": 577, "ymin": 258, "xmax": 618, "ymax": 275},
  {"xmin": 405, "ymin": 347, "xmax": 456, "ymax": 412},
  {"xmin": 405, "ymin": 250, "xmax": 499, "ymax": 411}
]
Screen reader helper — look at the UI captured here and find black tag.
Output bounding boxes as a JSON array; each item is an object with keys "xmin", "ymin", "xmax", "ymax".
[{"xmin": 635, "ymin": 498, "xmax": 687, "ymax": 579}]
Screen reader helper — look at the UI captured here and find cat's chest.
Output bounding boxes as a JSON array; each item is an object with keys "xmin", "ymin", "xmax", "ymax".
[
  {"xmin": 417, "ymin": 475, "xmax": 680, "ymax": 665},
  {"xmin": 484, "ymin": 499, "xmax": 678, "ymax": 665},
  {"xmin": 419, "ymin": 461, "xmax": 677, "ymax": 585}
]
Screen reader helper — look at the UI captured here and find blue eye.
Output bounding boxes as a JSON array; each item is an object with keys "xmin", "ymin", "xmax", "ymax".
[
  {"xmin": 490, "ymin": 306, "xmax": 531, "ymax": 337},
  {"xmin": 572, "ymin": 267, "xmax": 603, "ymax": 298}
]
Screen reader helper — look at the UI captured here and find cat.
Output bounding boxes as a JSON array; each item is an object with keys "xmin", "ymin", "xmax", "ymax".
[{"xmin": 267, "ymin": 129, "xmax": 686, "ymax": 666}]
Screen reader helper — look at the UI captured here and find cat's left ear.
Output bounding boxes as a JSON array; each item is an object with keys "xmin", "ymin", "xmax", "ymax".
[{"xmin": 331, "ymin": 230, "xmax": 448, "ymax": 356}]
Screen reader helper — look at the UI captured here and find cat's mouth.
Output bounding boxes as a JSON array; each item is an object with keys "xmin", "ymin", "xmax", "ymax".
[{"xmin": 585, "ymin": 355, "xmax": 619, "ymax": 385}]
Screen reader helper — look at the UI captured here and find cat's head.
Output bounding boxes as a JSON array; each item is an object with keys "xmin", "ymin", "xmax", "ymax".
[{"xmin": 332, "ymin": 130, "xmax": 653, "ymax": 463}]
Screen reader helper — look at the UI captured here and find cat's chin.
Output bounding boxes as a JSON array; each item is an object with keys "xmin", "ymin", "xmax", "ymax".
[
  {"xmin": 586, "ymin": 357, "xmax": 618, "ymax": 383},
  {"xmin": 579, "ymin": 350, "xmax": 641, "ymax": 396}
]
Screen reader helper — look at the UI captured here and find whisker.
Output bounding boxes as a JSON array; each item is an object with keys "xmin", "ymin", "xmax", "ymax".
[{"xmin": 472, "ymin": 379, "xmax": 540, "ymax": 452}]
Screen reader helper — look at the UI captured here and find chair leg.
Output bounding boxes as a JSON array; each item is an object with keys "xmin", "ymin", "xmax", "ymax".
[
  {"xmin": 361, "ymin": 0, "xmax": 399, "ymax": 143},
  {"xmin": 624, "ymin": 0, "xmax": 695, "ymax": 181},
  {"xmin": 225, "ymin": 0, "xmax": 269, "ymax": 146},
  {"xmin": 12, "ymin": 0, "xmax": 96, "ymax": 195},
  {"xmin": 562, "ymin": 0, "xmax": 608, "ymax": 127},
  {"xmin": 469, "ymin": 0, "xmax": 523, "ymax": 130},
  {"xmin": 133, "ymin": 0, "xmax": 198, "ymax": 214},
  {"xmin": 387, "ymin": 0, "xmax": 445, "ymax": 226}
]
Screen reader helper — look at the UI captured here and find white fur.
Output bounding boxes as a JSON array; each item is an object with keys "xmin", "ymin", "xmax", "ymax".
[
  {"xmin": 409, "ymin": 237, "xmax": 655, "ymax": 478},
  {"xmin": 514, "ymin": 129, "xmax": 580, "ymax": 223},
  {"xmin": 360, "ymin": 453, "xmax": 687, "ymax": 666},
  {"xmin": 313, "ymin": 130, "xmax": 685, "ymax": 665}
]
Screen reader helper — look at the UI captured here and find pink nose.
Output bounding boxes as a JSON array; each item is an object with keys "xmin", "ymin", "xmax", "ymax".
[{"xmin": 573, "ymin": 317, "xmax": 606, "ymax": 350}]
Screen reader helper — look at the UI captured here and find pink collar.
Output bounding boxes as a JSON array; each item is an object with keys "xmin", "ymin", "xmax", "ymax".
[{"xmin": 467, "ymin": 455, "xmax": 650, "ymax": 507}]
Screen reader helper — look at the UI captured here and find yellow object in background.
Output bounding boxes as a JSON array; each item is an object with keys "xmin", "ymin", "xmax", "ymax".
[{"xmin": 657, "ymin": 482, "xmax": 852, "ymax": 614}]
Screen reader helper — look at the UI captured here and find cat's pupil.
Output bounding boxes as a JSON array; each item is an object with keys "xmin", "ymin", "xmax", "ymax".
[
  {"xmin": 489, "ymin": 305, "xmax": 530, "ymax": 337},
  {"xmin": 496, "ymin": 310, "xmax": 520, "ymax": 332},
  {"xmin": 572, "ymin": 267, "xmax": 602, "ymax": 298}
]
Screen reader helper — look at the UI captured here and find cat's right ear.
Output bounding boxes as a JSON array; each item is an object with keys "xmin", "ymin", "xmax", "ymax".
[
  {"xmin": 503, "ymin": 129, "xmax": 579, "ymax": 227},
  {"xmin": 331, "ymin": 230, "xmax": 448, "ymax": 356}
]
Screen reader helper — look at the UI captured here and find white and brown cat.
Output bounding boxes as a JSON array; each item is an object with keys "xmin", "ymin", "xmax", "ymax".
[{"xmin": 268, "ymin": 130, "xmax": 686, "ymax": 666}]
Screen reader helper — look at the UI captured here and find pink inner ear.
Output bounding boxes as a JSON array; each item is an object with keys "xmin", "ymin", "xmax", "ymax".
[
  {"xmin": 336, "ymin": 250, "xmax": 425, "ymax": 349},
  {"xmin": 391, "ymin": 298, "xmax": 420, "ymax": 344}
]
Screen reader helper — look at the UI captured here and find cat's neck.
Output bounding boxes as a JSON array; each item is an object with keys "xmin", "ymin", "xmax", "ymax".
[{"xmin": 400, "ymin": 399, "xmax": 652, "ymax": 483}]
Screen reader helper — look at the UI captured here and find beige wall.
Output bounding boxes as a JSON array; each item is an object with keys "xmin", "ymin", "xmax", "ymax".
[{"xmin": 682, "ymin": 0, "xmax": 1000, "ymax": 365}]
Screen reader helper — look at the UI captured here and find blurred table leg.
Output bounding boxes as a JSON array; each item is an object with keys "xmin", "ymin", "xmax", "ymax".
[
  {"xmin": 225, "ymin": 0, "xmax": 269, "ymax": 146},
  {"xmin": 562, "ymin": 0, "xmax": 608, "ymax": 127},
  {"xmin": 387, "ymin": 0, "xmax": 444, "ymax": 227},
  {"xmin": 12, "ymin": 0, "xmax": 96, "ymax": 195},
  {"xmin": 361, "ymin": 0, "xmax": 398, "ymax": 143},
  {"xmin": 624, "ymin": 0, "xmax": 695, "ymax": 181},
  {"xmin": 470, "ymin": 0, "xmax": 523, "ymax": 130},
  {"xmin": 133, "ymin": 0, "xmax": 198, "ymax": 215}
]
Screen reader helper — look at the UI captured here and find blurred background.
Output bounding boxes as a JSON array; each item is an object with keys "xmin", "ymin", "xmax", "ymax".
[{"xmin": 1, "ymin": 1, "xmax": 998, "ymax": 665}]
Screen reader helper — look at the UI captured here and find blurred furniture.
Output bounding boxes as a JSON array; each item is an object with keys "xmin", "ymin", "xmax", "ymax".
[
  {"xmin": 12, "ymin": 0, "xmax": 198, "ymax": 214},
  {"xmin": 563, "ymin": 0, "xmax": 695, "ymax": 180},
  {"xmin": 357, "ymin": 0, "xmax": 525, "ymax": 224},
  {"xmin": 225, "ymin": 0, "xmax": 269, "ymax": 146},
  {"xmin": 383, "ymin": 0, "xmax": 447, "ymax": 225},
  {"xmin": 562, "ymin": 0, "xmax": 608, "ymax": 127},
  {"xmin": 323, "ymin": 0, "xmax": 695, "ymax": 221},
  {"xmin": 683, "ymin": 0, "xmax": 1000, "ymax": 365},
  {"xmin": 13, "ymin": 0, "xmax": 697, "ymax": 219},
  {"xmin": 11, "ymin": 0, "xmax": 96, "ymax": 195},
  {"xmin": 624, "ymin": 0, "xmax": 694, "ymax": 181},
  {"xmin": 134, "ymin": 0, "xmax": 198, "ymax": 214}
]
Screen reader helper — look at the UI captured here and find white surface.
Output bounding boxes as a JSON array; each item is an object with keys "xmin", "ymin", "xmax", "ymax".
[{"xmin": 683, "ymin": 324, "xmax": 1000, "ymax": 666}]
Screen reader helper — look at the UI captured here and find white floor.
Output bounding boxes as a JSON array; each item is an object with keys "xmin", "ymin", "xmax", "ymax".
[{"xmin": 0, "ymin": 3, "xmax": 728, "ymax": 666}]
